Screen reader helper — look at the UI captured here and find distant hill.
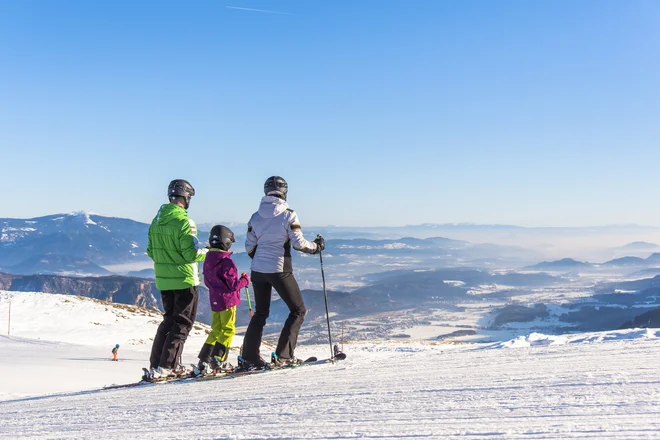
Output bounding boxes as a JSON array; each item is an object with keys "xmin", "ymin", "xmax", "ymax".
[
  {"xmin": 6, "ymin": 254, "xmax": 112, "ymax": 276},
  {"xmin": 595, "ymin": 276, "xmax": 660, "ymax": 295},
  {"xmin": 602, "ymin": 256, "xmax": 647, "ymax": 267},
  {"xmin": 645, "ymin": 253, "xmax": 660, "ymax": 264},
  {"xmin": 353, "ymin": 269, "xmax": 560, "ymax": 309},
  {"xmin": 491, "ymin": 304, "xmax": 549, "ymax": 327},
  {"xmin": 619, "ymin": 307, "xmax": 660, "ymax": 329},
  {"xmin": 364, "ymin": 268, "xmax": 559, "ymax": 287},
  {"xmin": 619, "ymin": 241, "xmax": 659, "ymax": 251},
  {"xmin": 525, "ymin": 258, "xmax": 593, "ymax": 271},
  {"xmin": 126, "ymin": 268, "xmax": 155, "ymax": 278},
  {"xmin": 629, "ymin": 268, "xmax": 660, "ymax": 279}
]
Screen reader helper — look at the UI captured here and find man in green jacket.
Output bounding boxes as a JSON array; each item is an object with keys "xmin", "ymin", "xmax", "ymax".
[{"xmin": 146, "ymin": 179, "xmax": 208, "ymax": 378}]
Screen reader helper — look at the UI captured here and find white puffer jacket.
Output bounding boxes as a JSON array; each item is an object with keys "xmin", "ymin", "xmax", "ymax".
[{"xmin": 245, "ymin": 196, "xmax": 319, "ymax": 273}]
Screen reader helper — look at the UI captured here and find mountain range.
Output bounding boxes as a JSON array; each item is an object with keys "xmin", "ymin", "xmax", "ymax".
[
  {"xmin": 0, "ymin": 212, "xmax": 151, "ymax": 267},
  {"xmin": 0, "ymin": 212, "xmax": 549, "ymax": 282},
  {"xmin": 525, "ymin": 253, "xmax": 660, "ymax": 272}
]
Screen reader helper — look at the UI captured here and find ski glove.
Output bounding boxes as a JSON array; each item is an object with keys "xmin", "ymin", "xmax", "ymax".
[
  {"xmin": 241, "ymin": 272, "xmax": 251, "ymax": 285},
  {"xmin": 313, "ymin": 236, "xmax": 325, "ymax": 253}
]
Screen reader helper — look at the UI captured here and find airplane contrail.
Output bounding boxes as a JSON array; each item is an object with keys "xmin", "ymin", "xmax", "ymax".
[{"xmin": 226, "ymin": 6, "xmax": 294, "ymax": 15}]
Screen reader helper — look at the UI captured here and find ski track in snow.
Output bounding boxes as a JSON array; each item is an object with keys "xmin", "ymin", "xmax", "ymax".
[
  {"xmin": 2, "ymin": 337, "xmax": 660, "ymax": 439},
  {"xmin": 2, "ymin": 292, "xmax": 660, "ymax": 438}
]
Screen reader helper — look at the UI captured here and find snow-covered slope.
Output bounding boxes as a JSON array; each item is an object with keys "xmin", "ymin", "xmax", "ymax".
[
  {"xmin": 0, "ymin": 291, "xmax": 211, "ymax": 347},
  {"xmin": 2, "ymin": 291, "xmax": 660, "ymax": 439}
]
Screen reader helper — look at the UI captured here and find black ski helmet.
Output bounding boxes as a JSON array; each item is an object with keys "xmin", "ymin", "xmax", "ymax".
[
  {"xmin": 168, "ymin": 179, "xmax": 195, "ymax": 209},
  {"xmin": 209, "ymin": 225, "xmax": 235, "ymax": 251},
  {"xmin": 264, "ymin": 176, "xmax": 288, "ymax": 200}
]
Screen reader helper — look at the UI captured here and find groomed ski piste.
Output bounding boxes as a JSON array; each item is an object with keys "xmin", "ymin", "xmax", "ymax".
[{"xmin": 2, "ymin": 291, "xmax": 660, "ymax": 439}]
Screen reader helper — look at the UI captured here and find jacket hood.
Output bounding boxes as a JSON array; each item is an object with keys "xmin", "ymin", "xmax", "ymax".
[
  {"xmin": 155, "ymin": 203, "xmax": 187, "ymax": 225},
  {"xmin": 257, "ymin": 196, "xmax": 289, "ymax": 218}
]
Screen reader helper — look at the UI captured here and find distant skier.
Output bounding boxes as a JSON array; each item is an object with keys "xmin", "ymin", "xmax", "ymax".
[
  {"xmin": 240, "ymin": 176, "xmax": 324, "ymax": 369},
  {"xmin": 112, "ymin": 344, "xmax": 119, "ymax": 361},
  {"xmin": 146, "ymin": 179, "xmax": 208, "ymax": 379},
  {"xmin": 194, "ymin": 225, "xmax": 250, "ymax": 376}
]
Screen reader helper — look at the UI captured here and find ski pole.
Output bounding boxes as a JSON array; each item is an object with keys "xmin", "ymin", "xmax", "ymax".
[
  {"xmin": 244, "ymin": 287, "xmax": 253, "ymax": 318},
  {"xmin": 318, "ymin": 234, "xmax": 334, "ymax": 361}
]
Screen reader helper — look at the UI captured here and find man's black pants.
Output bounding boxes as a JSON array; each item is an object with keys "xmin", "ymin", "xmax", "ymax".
[{"xmin": 149, "ymin": 286, "xmax": 199, "ymax": 369}]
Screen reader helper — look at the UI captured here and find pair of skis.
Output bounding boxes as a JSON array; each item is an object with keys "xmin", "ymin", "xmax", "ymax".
[
  {"xmin": 146, "ymin": 346, "xmax": 345, "ymax": 383},
  {"xmin": 104, "ymin": 346, "xmax": 346, "ymax": 391}
]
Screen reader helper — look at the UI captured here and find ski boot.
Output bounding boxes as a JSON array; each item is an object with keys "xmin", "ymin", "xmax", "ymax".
[
  {"xmin": 211, "ymin": 357, "xmax": 234, "ymax": 373},
  {"xmin": 271, "ymin": 352, "xmax": 303, "ymax": 368},
  {"xmin": 236, "ymin": 355, "xmax": 271, "ymax": 372},
  {"xmin": 192, "ymin": 361, "xmax": 213, "ymax": 377},
  {"xmin": 141, "ymin": 367, "xmax": 153, "ymax": 382},
  {"xmin": 333, "ymin": 344, "xmax": 347, "ymax": 360}
]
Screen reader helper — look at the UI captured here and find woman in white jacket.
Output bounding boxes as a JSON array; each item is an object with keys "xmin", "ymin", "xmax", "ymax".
[{"xmin": 240, "ymin": 176, "xmax": 324, "ymax": 369}]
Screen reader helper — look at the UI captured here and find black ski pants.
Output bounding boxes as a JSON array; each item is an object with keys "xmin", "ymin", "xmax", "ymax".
[
  {"xmin": 150, "ymin": 286, "xmax": 199, "ymax": 369},
  {"xmin": 241, "ymin": 271, "xmax": 306, "ymax": 361}
]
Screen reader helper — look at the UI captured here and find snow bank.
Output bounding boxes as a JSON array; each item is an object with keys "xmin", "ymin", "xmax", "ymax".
[
  {"xmin": 490, "ymin": 328, "xmax": 660, "ymax": 349},
  {"xmin": 498, "ymin": 332, "xmax": 570, "ymax": 348}
]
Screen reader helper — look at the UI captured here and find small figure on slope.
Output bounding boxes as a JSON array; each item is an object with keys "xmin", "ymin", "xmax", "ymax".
[
  {"xmin": 112, "ymin": 344, "xmax": 119, "ymax": 361},
  {"xmin": 194, "ymin": 225, "xmax": 250, "ymax": 376}
]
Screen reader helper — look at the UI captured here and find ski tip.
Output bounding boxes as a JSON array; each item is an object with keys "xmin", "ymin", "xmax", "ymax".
[{"xmin": 304, "ymin": 356, "xmax": 318, "ymax": 363}]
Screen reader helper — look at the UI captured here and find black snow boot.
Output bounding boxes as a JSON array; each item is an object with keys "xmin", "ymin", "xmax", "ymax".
[
  {"xmin": 198, "ymin": 343, "xmax": 213, "ymax": 365},
  {"xmin": 271, "ymin": 352, "xmax": 303, "ymax": 368},
  {"xmin": 210, "ymin": 343, "xmax": 227, "ymax": 368},
  {"xmin": 193, "ymin": 343, "xmax": 215, "ymax": 376},
  {"xmin": 237, "ymin": 356, "xmax": 271, "ymax": 371}
]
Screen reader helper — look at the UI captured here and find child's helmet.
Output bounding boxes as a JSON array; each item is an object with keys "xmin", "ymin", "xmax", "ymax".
[
  {"xmin": 209, "ymin": 225, "xmax": 235, "ymax": 251},
  {"xmin": 115, "ymin": 344, "xmax": 120, "ymax": 348}
]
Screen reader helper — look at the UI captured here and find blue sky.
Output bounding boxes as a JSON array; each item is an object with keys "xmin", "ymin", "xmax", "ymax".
[{"xmin": 1, "ymin": 0, "xmax": 659, "ymax": 227}]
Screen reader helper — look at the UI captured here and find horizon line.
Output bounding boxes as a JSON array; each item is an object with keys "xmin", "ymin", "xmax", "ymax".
[{"xmin": 3, "ymin": 211, "xmax": 660, "ymax": 230}]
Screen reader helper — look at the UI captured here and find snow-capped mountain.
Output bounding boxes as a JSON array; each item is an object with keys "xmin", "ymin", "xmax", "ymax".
[{"xmin": 0, "ymin": 211, "xmax": 151, "ymax": 267}]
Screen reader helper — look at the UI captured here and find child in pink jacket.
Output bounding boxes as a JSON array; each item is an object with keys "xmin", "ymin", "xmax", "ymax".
[{"xmin": 195, "ymin": 225, "xmax": 249, "ymax": 375}]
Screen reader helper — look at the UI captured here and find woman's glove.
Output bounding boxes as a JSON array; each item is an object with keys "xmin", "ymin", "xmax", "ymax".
[{"xmin": 313, "ymin": 236, "xmax": 325, "ymax": 253}]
